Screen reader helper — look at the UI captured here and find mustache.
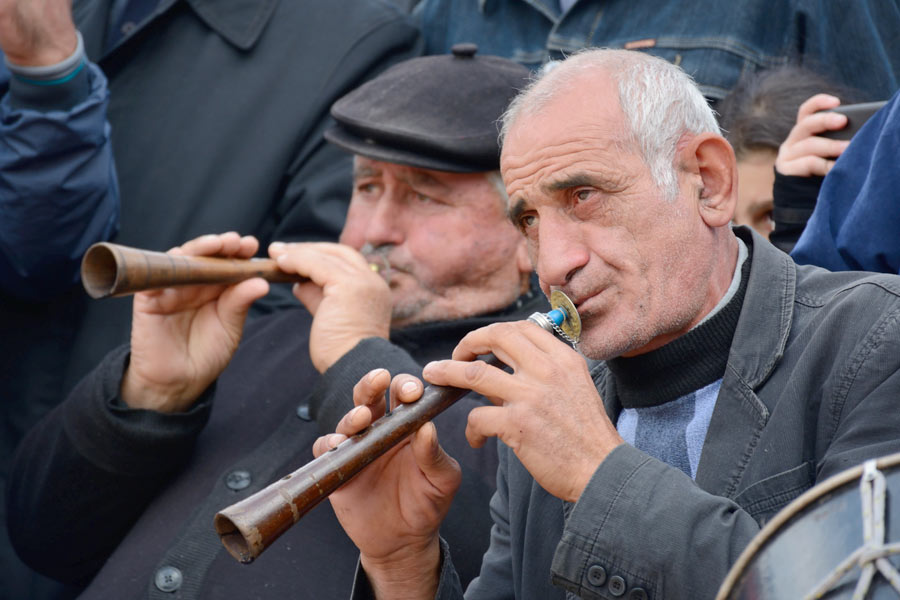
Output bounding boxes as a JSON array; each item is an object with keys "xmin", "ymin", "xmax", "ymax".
[{"xmin": 360, "ymin": 243, "xmax": 412, "ymax": 283}]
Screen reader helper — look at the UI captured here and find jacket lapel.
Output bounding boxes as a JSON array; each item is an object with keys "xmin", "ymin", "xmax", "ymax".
[{"xmin": 694, "ymin": 228, "xmax": 797, "ymax": 497}]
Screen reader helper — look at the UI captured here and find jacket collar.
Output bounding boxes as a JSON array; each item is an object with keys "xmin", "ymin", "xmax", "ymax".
[
  {"xmin": 74, "ymin": 0, "xmax": 278, "ymax": 59},
  {"xmin": 694, "ymin": 226, "xmax": 796, "ymax": 496},
  {"xmin": 186, "ymin": 0, "xmax": 278, "ymax": 51},
  {"xmin": 726, "ymin": 226, "xmax": 795, "ymax": 390}
]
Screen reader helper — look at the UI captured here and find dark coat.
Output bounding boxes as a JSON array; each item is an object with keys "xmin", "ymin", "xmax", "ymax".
[
  {"xmin": 60, "ymin": 0, "xmax": 423, "ymax": 417},
  {"xmin": 8, "ymin": 290, "xmax": 550, "ymax": 599}
]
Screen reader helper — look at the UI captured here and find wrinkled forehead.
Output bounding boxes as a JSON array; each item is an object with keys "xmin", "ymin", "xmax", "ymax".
[{"xmin": 502, "ymin": 76, "xmax": 628, "ymax": 160}]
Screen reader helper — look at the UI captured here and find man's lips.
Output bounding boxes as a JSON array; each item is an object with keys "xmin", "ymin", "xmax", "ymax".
[{"xmin": 569, "ymin": 288, "xmax": 606, "ymax": 316}]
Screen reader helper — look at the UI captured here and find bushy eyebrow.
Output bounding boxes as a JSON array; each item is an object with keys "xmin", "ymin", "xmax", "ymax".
[
  {"xmin": 353, "ymin": 164, "xmax": 380, "ymax": 180},
  {"xmin": 543, "ymin": 173, "xmax": 596, "ymax": 193},
  {"xmin": 405, "ymin": 170, "xmax": 450, "ymax": 193},
  {"xmin": 543, "ymin": 172, "xmax": 625, "ymax": 194}
]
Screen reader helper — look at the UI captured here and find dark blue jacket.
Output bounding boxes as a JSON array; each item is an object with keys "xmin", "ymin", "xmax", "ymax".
[
  {"xmin": 0, "ymin": 60, "xmax": 118, "ymax": 300},
  {"xmin": 791, "ymin": 89, "xmax": 900, "ymax": 274}
]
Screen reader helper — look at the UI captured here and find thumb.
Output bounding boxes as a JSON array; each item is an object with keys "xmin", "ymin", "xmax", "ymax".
[
  {"xmin": 216, "ymin": 278, "xmax": 269, "ymax": 337},
  {"xmin": 410, "ymin": 422, "xmax": 462, "ymax": 496}
]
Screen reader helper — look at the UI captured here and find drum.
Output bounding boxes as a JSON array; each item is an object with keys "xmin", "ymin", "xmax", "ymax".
[{"xmin": 717, "ymin": 453, "xmax": 900, "ymax": 600}]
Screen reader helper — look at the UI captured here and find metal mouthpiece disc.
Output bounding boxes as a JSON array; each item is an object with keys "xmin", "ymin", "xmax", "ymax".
[{"xmin": 549, "ymin": 290, "xmax": 581, "ymax": 343}]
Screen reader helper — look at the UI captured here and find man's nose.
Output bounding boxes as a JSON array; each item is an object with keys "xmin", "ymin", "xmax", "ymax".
[
  {"xmin": 364, "ymin": 197, "xmax": 404, "ymax": 247},
  {"xmin": 535, "ymin": 214, "xmax": 589, "ymax": 286}
]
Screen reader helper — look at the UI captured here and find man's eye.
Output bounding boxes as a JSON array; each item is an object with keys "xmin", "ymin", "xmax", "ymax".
[
  {"xmin": 575, "ymin": 189, "xmax": 595, "ymax": 202},
  {"xmin": 415, "ymin": 193, "xmax": 434, "ymax": 204},
  {"xmin": 357, "ymin": 183, "xmax": 378, "ymax": 194},
  {"xmin": 519, "ymin": 214, "xmax": 538, "ymax": 229}
]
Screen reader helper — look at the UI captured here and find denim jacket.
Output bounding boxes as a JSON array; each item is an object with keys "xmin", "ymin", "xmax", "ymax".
[{"xmin": 415, "ymin": 0, "xmax": 900, "ymax": 104}]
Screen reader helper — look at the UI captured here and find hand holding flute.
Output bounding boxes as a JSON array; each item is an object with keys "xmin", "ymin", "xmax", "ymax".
[
  {"xmin": 307, "ymin": 306, "xmax": 616, "ymax": 599},
  {"xmin": 122, "ymin": 233, "xmax": 272, "ymax": 412},
  {"xmin": 116, "ymin": 232, "xmax": 392, "ymax": 412}
]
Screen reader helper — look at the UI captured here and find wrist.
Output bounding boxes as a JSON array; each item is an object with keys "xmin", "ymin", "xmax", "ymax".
[
  {"xmin": 120, "ymin": 368, "xmax": 195, "ymax": 413},
  {"xmin": 360, "ymin": 538, "xmax": 441, "ymax": 600},
  {"xmin": 5, "ymin": 30, "xmax": 80, "ymax": 70}
]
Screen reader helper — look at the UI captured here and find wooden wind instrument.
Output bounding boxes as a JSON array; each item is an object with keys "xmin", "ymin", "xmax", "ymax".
[
  {"xmin": 80, "ymin": 242, "xmax": 305, "ymax": 298},
  {"xmin": 213, "ymin": 291, "xmax": 581, "ymax": 564}
]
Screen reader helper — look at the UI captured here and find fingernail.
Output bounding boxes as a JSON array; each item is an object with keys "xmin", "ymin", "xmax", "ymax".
[
  {"xmin": 200, "ymin": 234, "xmax": 218, "ymax": 242},
  {"xmin": 270, "ymin": 241, "xmax": 285, "ymax": 251},
  {"xmin": 401, "ymin": 381, "xmax": 418, "ymax": 395},
  {"xmin": 367, "ymin": 368, "xmax": 387, "ymax": 383}
]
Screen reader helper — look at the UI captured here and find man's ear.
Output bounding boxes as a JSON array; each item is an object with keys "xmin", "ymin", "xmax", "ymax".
[{"xmin": 682, "ymin": 133, "xmax": 737, "ymax": 228}]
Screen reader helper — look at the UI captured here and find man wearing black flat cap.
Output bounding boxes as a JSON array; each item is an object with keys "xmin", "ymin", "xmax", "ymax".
[{"xmin": 8, "ymin": 47, "xmax": 543, "ymax": 600}]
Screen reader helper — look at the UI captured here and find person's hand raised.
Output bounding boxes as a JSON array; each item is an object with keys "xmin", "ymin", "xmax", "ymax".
[{"xmin": 775, "ymin": 94, "xmax": 852, "ymax": 177}]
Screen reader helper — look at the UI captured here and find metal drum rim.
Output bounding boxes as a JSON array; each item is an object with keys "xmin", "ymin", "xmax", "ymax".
[{"xmin": 715, "ymin": 451, "xmax": 900, "ymax": 599}]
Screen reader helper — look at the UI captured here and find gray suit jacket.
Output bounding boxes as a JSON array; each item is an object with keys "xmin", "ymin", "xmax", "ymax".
[{"xmin": 402, "ymin": 227, "xmax": 900, "ymax": 600}]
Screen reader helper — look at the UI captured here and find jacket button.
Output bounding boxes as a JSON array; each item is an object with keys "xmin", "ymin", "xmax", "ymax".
[
  {"xmin": 629, "ymin": 588, "xmax": 649, "ymax": 600},
  {"xmin": 225, "ymin": 470, "xmax": 252, "ymax": 491},
  {"xmin": 587, "ymin": 564, "xmax": 607, "ymax": 586},
  {"xmin": 296, "ymin": 403, "xmax": 311, "ymax": 421},
  {"xmin": 154, "ymin": 566, "xmax": 183, "ymax": 592},
  {"xmin": 608, "ymin": 575, "xmax": 626, "ymax": 597}
]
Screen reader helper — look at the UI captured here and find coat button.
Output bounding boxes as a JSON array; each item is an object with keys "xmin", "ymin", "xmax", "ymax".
[
  {"xmin": 154, "ymin": 566, "xmax": 183, "ymax": 592},
  {"xmin": 225, "ymin": 470, "xmax": 251, "ymax": 491},
  {"xmin": 296, "ymin": 403, "xmax": 311, "ymax": 420},
  {"xmin": 587, "ymin": 564, "xmax": 607, "ymax": 586},
  {"xmin": 629, "ymin": 588, "xmax": 649, "ymax": 600},
  {"xmin": 608, "ymin": 575, "xmax": 626, "ymax": 597}
]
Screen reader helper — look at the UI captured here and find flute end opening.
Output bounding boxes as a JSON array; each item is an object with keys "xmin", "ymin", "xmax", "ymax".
[
  {"xmin": 214, "ymin": 514, "xmax": 256, "ymax": 564},
  {"xmin": 81, "ymin": 243, "xmax": 119, "ymax": 299}
]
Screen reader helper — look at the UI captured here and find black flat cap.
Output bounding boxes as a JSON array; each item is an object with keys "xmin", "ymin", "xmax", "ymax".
[{"xmin": 324, "ymin": 43, "xmax": 531, "ymax": 173}]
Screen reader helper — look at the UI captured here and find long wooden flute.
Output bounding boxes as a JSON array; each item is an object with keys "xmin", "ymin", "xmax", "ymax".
[
  {"xmin": 80, "ymin": 242, "xmax": 307, "ymax": 298},
  {"xmin": 213, "ymin": 291, "xmax": 581, "ymax": 564}
]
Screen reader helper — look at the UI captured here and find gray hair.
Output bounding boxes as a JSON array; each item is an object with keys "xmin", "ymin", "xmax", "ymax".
[
  {"xmin": 485, "ymin": 170, "xmax": 508, "ymax": 205},
  {"xmin": 500, "ymin": 49, "xmax": 720, "ymax": 201}
]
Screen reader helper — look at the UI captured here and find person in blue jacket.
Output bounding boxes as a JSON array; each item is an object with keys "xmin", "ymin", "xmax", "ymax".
[
  {"xmin": 791, "ymin": 90, "xmax": 900, "ymax": 274},
  {"xmin": 0, "ymin": 2, "xmax": 118, "ymax": 597}
]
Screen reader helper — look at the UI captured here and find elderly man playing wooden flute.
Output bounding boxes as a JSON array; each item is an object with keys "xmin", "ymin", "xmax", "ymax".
[
  {"xmin": 316, "ymin": 49, "xmax": 900, "ymax": 600},
  {"xmin": 7, "ymin": 46, "xmax": 544, "ymax": 600}
]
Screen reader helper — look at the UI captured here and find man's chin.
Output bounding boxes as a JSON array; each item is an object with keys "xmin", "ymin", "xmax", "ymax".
[{"xmin": 575, "ymin": 317, "xmax": 642, "ymax": 361}]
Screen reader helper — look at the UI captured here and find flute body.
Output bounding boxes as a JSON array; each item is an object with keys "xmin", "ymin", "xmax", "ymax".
[{"xmin": 80, "ymin": 242, "xmax": 304, "ymax": 299}]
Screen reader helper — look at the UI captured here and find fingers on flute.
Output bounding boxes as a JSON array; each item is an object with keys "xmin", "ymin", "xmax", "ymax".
[
  {"xmin": 389, "ymin": 374, "xmax": 424, "ymax": 408},
  {"xmin": 353, "ymin": 368, "xmax": 391, "ymax": 407},
  {"xmin": 173, "ymin": 232, "xmax": 259, "ymax": 258},
  {"xmin": 410, "ymin": 422, "xmax": 462, "ymax": 493},
  {"xmin": 312, "ymin": 433, "xmax": 348, "ymax": 458}
]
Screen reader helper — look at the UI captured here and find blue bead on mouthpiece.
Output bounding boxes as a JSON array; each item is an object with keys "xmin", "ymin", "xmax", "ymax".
[{"xmin": 547, "ymin": 307, "xmax": 567, "ymax": 327}]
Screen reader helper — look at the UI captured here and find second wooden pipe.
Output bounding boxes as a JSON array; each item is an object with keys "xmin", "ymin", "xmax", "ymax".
[
  {"xmin": 80, "ymin": 242, "xmax": 306, "ymax": 298},
  {"xmin": 213, "ymin": 291, "xmax": 581, "ymax": 564}
]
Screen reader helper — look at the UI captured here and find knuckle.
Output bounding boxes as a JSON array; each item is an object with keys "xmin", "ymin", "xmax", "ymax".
[{"xmin": 464, "ymin": 360, "xmax": 487, "ymax": 384}]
